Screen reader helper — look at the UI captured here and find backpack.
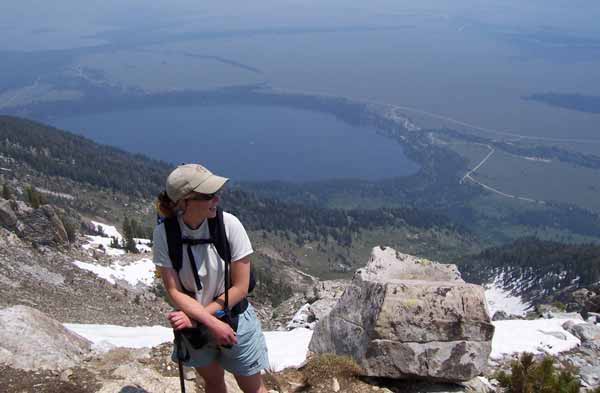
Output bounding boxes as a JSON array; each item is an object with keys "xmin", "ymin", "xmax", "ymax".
[{"xmin": 162, "ymin": 206, "xmax": 255, "ymax": 316}]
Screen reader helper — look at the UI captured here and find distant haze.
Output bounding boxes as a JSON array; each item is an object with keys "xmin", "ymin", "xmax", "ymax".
[{"xmin": 2, "ymin": 1, "xmax": 600, "ymax": 160}]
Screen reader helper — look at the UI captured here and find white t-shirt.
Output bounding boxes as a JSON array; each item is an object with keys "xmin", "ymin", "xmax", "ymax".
[{"xmin": 152, "ymin": 211, "xmax": 253, "ymax": 306}]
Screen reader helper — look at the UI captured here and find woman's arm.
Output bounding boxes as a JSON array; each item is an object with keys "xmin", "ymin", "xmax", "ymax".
[
  {"xmin": 160, "ymin": 266, "xmax": 214, "ymax": 324},
  {"xmin": 160, "ymin": 266, "xmax": 237, "ymax": 345},
  {"xmin": 204, "ymin": 256, "xmax": 251, "ymax": 315}
]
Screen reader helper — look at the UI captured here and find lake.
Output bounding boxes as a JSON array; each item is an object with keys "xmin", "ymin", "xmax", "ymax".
[{"xmin": 51, "ymin": 105, "xmax": 419, "ymax": 182}]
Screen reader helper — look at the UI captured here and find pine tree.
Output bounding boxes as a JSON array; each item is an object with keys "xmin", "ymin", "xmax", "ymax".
[
  {"xmin": 122, "ymin": 217, "xmax": 138, "ymax": 253},
  {"xmin": 1, "ymin": 183, "xmax": 12, "ymax": 200},
  {"xmin": 25, "ymin": 185, "xmax": 44, "ymax": 208},
  {"xmin": 110, "ymin": 236, "xmax": 120, "ymax": 249}
]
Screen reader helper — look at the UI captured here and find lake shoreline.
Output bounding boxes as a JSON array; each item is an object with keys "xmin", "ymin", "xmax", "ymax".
[{"xmin": 46, "ymin": 88, "xmax": 422, "ymax": 182}]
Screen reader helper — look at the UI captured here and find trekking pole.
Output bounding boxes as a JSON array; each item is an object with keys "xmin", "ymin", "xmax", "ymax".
[{"xmin": 174, "ymin": 330, "xmax": 186, "ymax": 393}]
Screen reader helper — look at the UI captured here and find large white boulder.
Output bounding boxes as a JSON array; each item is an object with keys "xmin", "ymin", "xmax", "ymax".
[
  {"xmin": 0, "ymin": 305, "xmax": 91, "ymax": 370},
  {"xmin": 309, "ymin": 247, "xmax": 494, "ymax": 382}
]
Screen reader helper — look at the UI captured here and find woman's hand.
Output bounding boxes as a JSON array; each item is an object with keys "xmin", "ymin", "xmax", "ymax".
[
  {"xmin": 167, "ymin": 311, "xmax": 196, "ymax": 330},
  {"xmin": 207, "ymin": 318, "xmax": 237, "ymax": 346}
]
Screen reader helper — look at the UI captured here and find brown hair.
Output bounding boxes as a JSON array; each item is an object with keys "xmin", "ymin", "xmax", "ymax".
[{"xmin": 155, "ymin": 191, "xmax": 177, "ymax": 218}]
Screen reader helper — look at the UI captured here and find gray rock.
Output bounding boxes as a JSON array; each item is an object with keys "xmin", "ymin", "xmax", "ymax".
[
  {"xmin": 588, "ymin": 312, "xmax": 600, "ymax": 324},
  {"xmin": 332, "ymin": 377, "xmax": 340, "ymax": 392},
  {"xmin": 542, "ymin": 311, "xmax": 584, "ymax": 320},
  {"xmin": 96, "ymin": 360, "xmax": 201, "ymax": 393},
  {"xmin": 492, "ymin": 311, "xmax": 508, "ymax": 321},
  {"xmin": 0, "ymin": 305, "xmax": 91, "ymax": 370},
  {"xmin": 308, "ymin": 279, "xmax": 349, "ymax": 322},
  {"xmin": 580, "ymin": 364, "xmax": 600, "ymax": 389},
  {"xmin": 97, "ymin": 360, "xmax": 244, "ymax": 393},
  {"xmin": 287, "ymin": 303, "xmax": 316, "ymax": 330},
  {"xmin": 310, "ymin": 297, "xmax": 339, "ymax": 322},
  {"xmin": 570, "ymin": 288, "xmax": 594, "ymax": 311},
  {"xmin": 309, "ymin": 246, "xmax": 493, "ymax": 382},
  {"xmin": 19, "ymin": 205, "xmax": 69, "ymax": 246},
  {"xmin": 564, "ymin": 322, "xmax": 600, "ymax": 343},
  {"xmin": 383, "ymin": 377, "xmax": 494, "ymax": 393},
  {"xmin": 0, "ymin": 198, "xmax": 18, "ymax": 231}
]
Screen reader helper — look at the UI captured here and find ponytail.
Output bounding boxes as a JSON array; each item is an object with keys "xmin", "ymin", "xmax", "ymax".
[{"xmin": 155, "ymin": 191, "xmax": 176, "ymax": 218}]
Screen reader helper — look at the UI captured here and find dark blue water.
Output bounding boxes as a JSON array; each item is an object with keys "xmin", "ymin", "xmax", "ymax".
[{"xmin": 51, "ymin": 105, "xmax": 419, "ymax": 182}]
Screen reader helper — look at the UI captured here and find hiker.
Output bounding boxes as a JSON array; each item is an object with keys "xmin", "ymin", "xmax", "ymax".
[{"xmin": 153, "ymin": 163, "xmax": 269, "ymax": 393}]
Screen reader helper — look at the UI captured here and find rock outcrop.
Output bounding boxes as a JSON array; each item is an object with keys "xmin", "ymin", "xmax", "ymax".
[
  {"xmin": 286, "ymin": 280, "xmax": 350, "ymax": 330},
  {"xmin": 309, "ymin": 246, "xmax": 494, "ymax": 382},
  {"xmin": 0, "ymin": 199, "xmax": 19, "ymax": 232},
  {"xmin": 0, "ymin": 305, "xmax": 91, "ymax": 370},
  {"xmin": 0, "ymin": 198, "xmax": 70, "ymax": 246},
  {"xmin": 19, "ymin": 204, "xmax": 70, "ymax": 245},
  {"xmin": 562, "ymin": 321, "xmax": 600, "ymax": 389}
]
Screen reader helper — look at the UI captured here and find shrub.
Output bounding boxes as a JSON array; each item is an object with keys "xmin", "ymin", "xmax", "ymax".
[
  {"xmin": 495, "ymin": 352, "xmax": 580, "ymax": 393},
  {"xmin": 302, "ymin": 354, "xmax": 362, "ymax": 388},
  {"xmin": 2, "ymin": 183, "xmax": 13, "ymax": 200},
  {"xmin": 24, "ymin": 185, "xmax": 45, "ymax": 208}
]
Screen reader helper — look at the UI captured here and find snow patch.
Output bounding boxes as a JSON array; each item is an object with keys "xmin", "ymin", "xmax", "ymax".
[
  {"xmin": 64, "ymin": 323, "xmax": 313, "ymax": 372},
  {"xmin": 264, "ymin": 328, "xmax": 313, "ymax": 371},
  {"xmin": 484, "ymin": 273, "xmax": 531, "ymax": 316},
  {"xmin": 83, "ymin": 223, "xmax": 151, "ymax": 255},
  {"xmin": 82, "ymin": 235, "xmax": 126, "ymax": 256},
  {"xmin": 491, "ymin": 318, "xmax": 583, "ymax": 360},
  {"xmin": 37, "ymin": 187, "xmax": 75, "ymax": 200},
  {"xmin": 63, "ymin": 316, "xmax": 585, "ymax": 373},
  {"xmin": 91, "ymin": 221, "xmax": 122, "ymax": 240},
  {"xmin": 73, "ymin": 258, "xmax": 155, "ymax": 286},
  {"xmin": 134, "ymin": 238, "xmax": 152, "ymax": 253},
  {"xmin": 64, "ymin": 324, "xmax": 173, "ymax": 351}
]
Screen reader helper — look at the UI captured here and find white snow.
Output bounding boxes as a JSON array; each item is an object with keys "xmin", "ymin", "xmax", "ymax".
[
  {"xmin": 73, "ymin": 258, "xmax": 156, "ymax": 286},
  {"xmin": 264, "ymin": 328, "xmax": 313, "ymax": 372},
  {"xmin": 82, "ymin": 235, "xmax": 126, "ymax": 256},
  {"xmin": 64, "ymin": 323, "xmax": 314, "ymax": 372},
  {"xmin": 65, "ymin": 314, "xmax": 589, "ymax": 372},
  {"xmin": 64, "ymin": 324, "xmax": 173, "ymax": 351},
  {"xmin": 83, "ymin": 222, "xmax": 151, "ymax": 255},
  {"xmin": 287, "ymin": 303, "xmax": 315, "ymax": 330},
  {"xmin": 484, "ymin": 274, "xmax": 532, "ymax": 317},
  {"xmin": 134, "ymin": 238, "xmax": 152, "ymax": 253},
  {"xmin": 37, "ymin": 187, "xmax": 75, "ymax": 200},
  {"xmin": 91, "ymin": 221, "xmax": 122, "ymax": 240},
  {"xmin": 491, "ymin": 318, "xmax": 583, "ymax": 360},
  {"xmin": 83, "ymin": 221, "xmax": 125, "ymax": 256}
]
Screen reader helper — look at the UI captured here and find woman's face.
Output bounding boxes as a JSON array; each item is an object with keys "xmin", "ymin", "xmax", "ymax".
[{"xmin": 184, "ymin": 192, "xmax": 220, "ymax": 220}]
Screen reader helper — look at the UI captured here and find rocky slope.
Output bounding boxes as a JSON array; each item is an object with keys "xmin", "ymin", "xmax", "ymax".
[{"xmin": 0, "ymin": 211, "xmax": 170, "ymax": 325}]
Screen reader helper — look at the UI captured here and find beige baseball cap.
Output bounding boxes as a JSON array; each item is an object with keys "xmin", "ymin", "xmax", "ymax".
[{"xmin": 166, "ymin": 164, "xmax": 228, "ymax": 202}]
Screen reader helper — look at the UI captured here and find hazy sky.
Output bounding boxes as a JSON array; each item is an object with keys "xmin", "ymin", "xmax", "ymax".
[{"xmin": 1, "ymin": 1, "xmax": 599, "ymax": 41}]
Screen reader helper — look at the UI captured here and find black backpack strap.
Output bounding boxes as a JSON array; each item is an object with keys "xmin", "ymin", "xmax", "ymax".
[
  {"xmin": 208, "ymin": 207, "xmax": 232, "ymax": 310},
  {"xmin": 164, "ymin": 217, "xmax": 183, "ymax": 272},
  {"xmin": 208, "ymin": 208, "xmax": 257, "ymax": 318},
  {"xmin": 181, "ymin": 237, "xmax": 213, "ymax": 293},
  {"xmin": 209, "ymin": 208, "xmax": 256, "ymax": 293},
  {"xmin": 185, "ymin": 243, "xmax": 203, "ymax": 292},
  {"xmin": 164, "ymin": 216, "xmax": 208, "ymax": 296},
  {"xmin": 208, "ymin": 207, "xmax": 231, "ymax": 264}
]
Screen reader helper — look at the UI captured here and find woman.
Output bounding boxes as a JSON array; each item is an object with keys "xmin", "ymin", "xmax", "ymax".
[{"xmin": 153, "ymin": 163, "xmax": 269, "ymax": 393}]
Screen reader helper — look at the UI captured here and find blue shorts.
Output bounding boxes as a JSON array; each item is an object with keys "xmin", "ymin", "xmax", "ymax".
[{"xmin": 173, "ymin": 304, "xmax": 269, "ymax": 376}]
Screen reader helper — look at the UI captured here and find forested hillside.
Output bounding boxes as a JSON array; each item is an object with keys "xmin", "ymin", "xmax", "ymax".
[
  {"xmin": 0, "ymin": 116, "xmax": 477, "ymax": 277},
  {"xmin": 0, "ymin": 116, "xmax": 169, "ymax": 197},
  {"xmin": 459, "ymin": 238, "xmax": 600, "ymax": 303}
]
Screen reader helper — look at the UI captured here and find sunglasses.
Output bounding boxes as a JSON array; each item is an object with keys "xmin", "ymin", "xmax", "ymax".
[{"xmin": 187, "ymin": 191, "xmax": 220, "ymax": 201}]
